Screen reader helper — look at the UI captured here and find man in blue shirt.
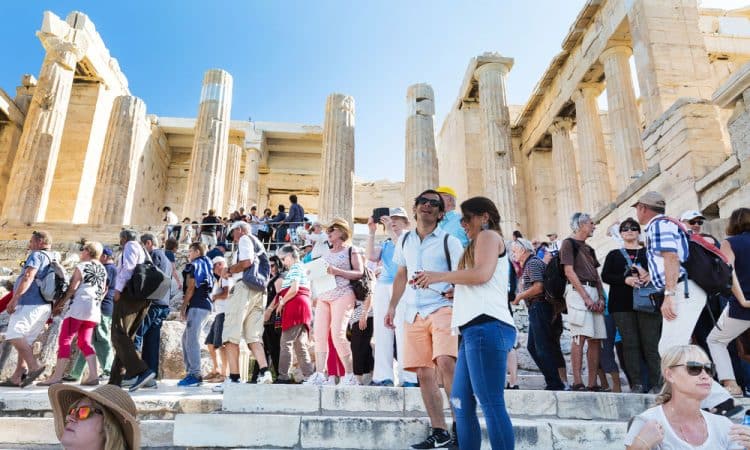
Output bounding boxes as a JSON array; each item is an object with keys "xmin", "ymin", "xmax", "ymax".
[
  {"xmin": 435, "ymin": 186, "xmax": 469, "ymax": 248},
  {"xmin": 5, "ymin": 231, "xmax": 54, "ymax": 387}
]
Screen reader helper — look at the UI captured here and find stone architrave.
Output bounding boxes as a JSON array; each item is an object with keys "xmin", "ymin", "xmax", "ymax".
[
  {"xmin": 242, "ymin": 147, "xmax": 261, "ymax": 208},
  {"xmin": 548, "ymin": 118, "xmax": 582, "ymax": 233},
  {"xmin": 474, "ymin": 57, "xmax": 519, "ymax": 232},
  {"xmin": 89, "ymin": 96, "xmax": 148, "ymax": 224},
  {"xmin": 224, "ymin": 143, "xmax": 242, "ymax": 213},
  {"xmin": 600, "ymin": 45, "xmax": 646, "ymax": 186},
  {"xmin": 182, "ymin": 69, "xmax": 233, "ymax": 218},
  {"xmin": 319, "ymin": 93, "xmax": 355, "ymax": 225},
  {"xmin": 404, "ymin": 83, "xmax": 439, "ymax": 207},
  {"xmin": 572, "ymin": 84, "xmax": 611, "ymax": 214},
  {"xmin": 2, "ymin": 27, "xmax": 87, "ymax": 223}
]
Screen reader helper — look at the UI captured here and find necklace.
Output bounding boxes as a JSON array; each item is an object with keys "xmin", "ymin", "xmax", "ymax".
[{"xmin": 667, "ymin": 404, "xmax": 707, "ymax": 446}]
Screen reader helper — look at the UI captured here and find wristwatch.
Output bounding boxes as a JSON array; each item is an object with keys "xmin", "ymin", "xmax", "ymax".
[{"xmin": 664, "ymin": 290, "xmax": 676, "ymax": 297}]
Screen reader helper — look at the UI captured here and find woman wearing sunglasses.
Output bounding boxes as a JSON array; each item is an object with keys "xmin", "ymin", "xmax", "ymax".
[
  {"xmin": 48, "ymin": 383, "xmax": 140, "ymax": 449},
  {"xmin": 626, "ymin": 344, "xmax": 750, "ymax": 449}
]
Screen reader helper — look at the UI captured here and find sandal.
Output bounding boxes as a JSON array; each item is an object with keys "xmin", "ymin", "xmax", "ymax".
[
  {"xmin": 20, "ymin": 366, "xmax": 46, "ymax": 388},
  {"xmin": 37, "ymin": 379, "xmax": 63, "ymax": 387},
  {"xmin": 0, "ymin": 379, "xmax": 20, "ymax": 387},
  {"xmin": 571, "ymin": 383, "xmax": 587, "ymax": 391},
  {"xmin": 587, "ymin": 385, "xmax": 605, "ymax": 392},
  {"xmin": 80, "ymin": 378, "xmax": 100, "ymax": 386}
]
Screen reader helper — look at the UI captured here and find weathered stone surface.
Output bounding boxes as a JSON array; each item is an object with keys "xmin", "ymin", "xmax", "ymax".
[
  {"xmin": 404, "ymin": 83, "xmax": 438, "ymax": 208},
  {"xmin": 319, "ymin": 93, "xmax": 355, "ymax": 225},
  {"xmin": 173, "ymin": 413, "xmax": 301, "ymax": 447},
  {"xmin": 321, "ymin": 385, "xmax": 404, "ymax": 414},
  {"xmin": 223, "ymin": 383, "xmax": 320, "ymax": 414},
  {"xmin": 300, "ymin": 416, "xmax": 429, "ymax": 449},
  {"xmin": 158, "ymin": 319, "xmax": 214, "ymax": 380}
]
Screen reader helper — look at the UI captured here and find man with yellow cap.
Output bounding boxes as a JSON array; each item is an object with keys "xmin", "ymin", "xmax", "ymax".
[{"xmin": 435, "ymin": 186, "xmax": 469, "ymax": 248}]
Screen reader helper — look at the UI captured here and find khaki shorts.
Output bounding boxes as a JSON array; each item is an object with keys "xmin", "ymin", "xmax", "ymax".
[
  {"xmin": 565, "ymin": 284, "xmax": 607, "ymax": 340},
  {"xmin": 222, "ymin": 281, "xmax": 266, "ymax": 345},
  {"xmin": 403, "ymin": 307, "xmax": 458, "ymax": 371}
]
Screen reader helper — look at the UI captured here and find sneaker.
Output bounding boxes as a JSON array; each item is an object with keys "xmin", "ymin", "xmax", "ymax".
[
  {"xmin": 177, "ymin": 374, "xmax": 203, "ymax": 387},
  {"xmin": 120, "ymin": 376, "xmax": 138, "ymax": 388},
  {"xmin": 303, "ymin": 372, "xmax": 327, "ymax": 386},
  {"xmin": 323, "ymin": 376, "xmax": 337, "ymax": 386},
  {"xmin": 411, "ymin": 428, "xmax": 452, "ymax": 449},
  {"xmin": 129, "ymin": 370, "xmax": 156, "ymax": 392},
  {"xmin": 212, "ymin": 378, "xmax": 239, "ymax": 393},
  {"xmin": 257, "ymin": 371, "xmax": 273, "ymax": 384},
  {"xmin": 402, "ymin": 381, "xmax": 419, "ymax": 388},
  {"xmin": 370, "ymin": 379, "xmax": 394, "ymax": 387},
  {"xmin": 143, "ymin": 379, "xmax": 158, "ymax": 389},
  {"xmin": 339, "ymin": 373, "xmax": 359, "ymax": 386}
]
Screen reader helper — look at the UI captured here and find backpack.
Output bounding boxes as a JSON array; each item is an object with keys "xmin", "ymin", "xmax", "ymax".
[
  {"xmin": 35, "ymin": 251, "xmax": 69, "ymax": 303},
  {"xmin": 656, "ymin": 217, "xmax": 733, "ymax": 298},
  {"xmin": 348, "ymin": 246, "xmax": 374, "ymax": 301},
  {"xmin": 401, "ymin": 231, "xmax": 453, "ymax": 271},
  {"xmin": 543, "ymin": 238, "xmax": 580, "ymax": 314},
  {"xmin": 124, "ymin": 246, "xmax": 168, "ymax": 301},
  {"xmin": 241, "ymin": 234, "xmax": 271, "ymax": 291}
]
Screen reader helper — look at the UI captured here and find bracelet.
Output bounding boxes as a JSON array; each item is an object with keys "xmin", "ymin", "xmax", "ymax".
[{"xmin": 635, "ymin": 436, "xmax": 650, "ymax": 448}]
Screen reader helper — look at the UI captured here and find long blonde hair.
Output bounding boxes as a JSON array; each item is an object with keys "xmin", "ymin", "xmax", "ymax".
[
  {"xmin": 654, "ymin": 344, "xmax": 710, "ymax": 405},
  {"xmin": 101, "ymin": 407, "xmax": 128, "ymax": 450},
  {"xmin": 457, "ymin": 197, "xmax": 503, "ymax": 270}
]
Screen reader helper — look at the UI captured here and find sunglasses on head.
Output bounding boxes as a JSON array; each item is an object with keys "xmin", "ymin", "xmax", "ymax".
[
  {"xmin": 67, "ymin": 404, "xmax": 103, "ymax": 421},
  {"xmin": 689, "ymin": 219, "xmax": 704, "ymax": 226},
  {"xmin": 670, "ymin": 361, "xmax": 715, "ymax": 377},
  {"xmin": 416, "ymin": 197, "xmax": 441, "ymax": 208},
  {"xmin": 326, "ymin": 227, "xmax": 336, "ymax": 233},
  {"xmin": 620, "ymin": 226, "xmax": 640, "ymax": 233}
]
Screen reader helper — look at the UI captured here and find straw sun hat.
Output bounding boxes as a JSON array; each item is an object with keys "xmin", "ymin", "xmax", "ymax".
[{"xmin": 48, "ymin": 384, "xmax": 141, "ymax": 450}]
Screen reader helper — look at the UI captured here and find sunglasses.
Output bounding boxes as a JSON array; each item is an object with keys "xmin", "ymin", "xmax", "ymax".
[
  {"xmin": 416, "ymin": 197, "xmax": 441, "ymax": 208},
  {"xmin": 67, "ymin": 404, "xmax": 103, "ymax": 421},
  {"xmin": 670, "ymin": 361, "xmax": 715, "ymax": 377},
  {"xmin": 689, "ymin": 220, "xmax": 704, "ymax": 226},
  {"xmin": 620, "ymin": 226, "xmax": 640, "ymax": 233}
]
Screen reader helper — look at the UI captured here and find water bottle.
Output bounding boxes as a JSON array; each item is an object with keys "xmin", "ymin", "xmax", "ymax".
[{"xmin": 743, "ymin": 410, "xmax": 750, "ymax": 426}]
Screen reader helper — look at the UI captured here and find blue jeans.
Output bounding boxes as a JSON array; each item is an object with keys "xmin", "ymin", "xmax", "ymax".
[
  {"xmin": 182, "ymin": 307, "xmax": 210, "ymax": 377},
  {"xmin": 527, "ymin": 301, "xmax": 565, "ymax": 390},
  {"xmin": 451, "ymin": 320, "xmax": 516, "ymax": 450},
  {"xmin": 135, "ymin": 304, "xmax": 170, "ymax": 376}
]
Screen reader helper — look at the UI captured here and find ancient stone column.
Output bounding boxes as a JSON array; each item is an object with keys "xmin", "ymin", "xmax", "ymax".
[
  {"xmin": 600, "ymin": 45, "xmax": 646, "ymax": 187},
  {"xmin": 182, "ymin": 69, "xmax": 233, "ymax": 218},
  {"xmin": 89, "ymin": 96, "xmax": 148, "ymax": 225},
  {"xmin": 404, "ymin": 83, "xmax": 439, "ymax": 207},
  {"xmin": 548, "ymin": 118, "xmax": 582, "ymax": 233},
  {"xmin": 319, "ymin": 93, "xmax": 355, "ymax": 225},
  {"xmin": 242, "ymin": 147, "xmax": 261, "ymax": 208},
  {"xmin": 224, "ymin": 143, "xmax": 242, "ymax": 213},
  {"xmin": 474, "ymin": 58, "xmax": 519, "ymax": 232},
  {"xmin": 572, "ymin": 84, "xmax": 612, "ymax": 214},
  {"xmin": 2, "ymin": 33, "xmax": 86, "ymax": 223}
]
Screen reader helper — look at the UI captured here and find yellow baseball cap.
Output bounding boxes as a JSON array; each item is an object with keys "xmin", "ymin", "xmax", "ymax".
[{"xmin": 435, "ymin": 186, "xmax": 457, "ymax": 198}]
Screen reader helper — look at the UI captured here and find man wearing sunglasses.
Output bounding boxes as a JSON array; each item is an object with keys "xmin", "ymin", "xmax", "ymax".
[{"xmin": 385, "ymin": 189, "xmax": 464, "ymax": 449}]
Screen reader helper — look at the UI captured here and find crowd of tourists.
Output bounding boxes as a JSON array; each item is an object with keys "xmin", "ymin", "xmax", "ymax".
[{"xmin": 3, "ymin": 188, "xmax": 750, "ymax": 449}]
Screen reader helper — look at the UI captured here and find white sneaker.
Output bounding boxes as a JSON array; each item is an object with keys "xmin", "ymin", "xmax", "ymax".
[
  {"xmin": 339, "ymin": 373, "xmax": 359, "ymax": 386},
  {"xmin": 213, "ymin": 379, "xmax": 239, "ymax": 393},
  {"xmin": 323, "ymin": 375, "xmax": 337, "ymax": 386},
  {"xmin": 303, "ymin": 372, "xmax": 326, "ymax": 386},
  {"xmin": 257, "ymin": 371, "xmax": 273, "ymax": 384}
]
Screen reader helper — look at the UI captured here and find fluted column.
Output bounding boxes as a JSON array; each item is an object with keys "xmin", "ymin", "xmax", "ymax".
[
  {"xmin": 183, "ymin": 69, "xmax": 233, "ymax": 218},
  {"xmin": 600, "ymin": 45, "xmax": 646, "ymax": 187},
  {"xmin": 474, "ymin": 58, "xmax": 519, "ymax": 232},
  {"xmin": 2, "ymin": 31, "xmax": 86, "ymax": 223},
  {"xmin": 319, "ymin": 93, "xmax": 355, "ymax": 225},
  {"xmin": 549, "ymin": 118, "xmax": 582, "ymax": 233},
  {"xmin": 241, "ymin": 147, "xmax": 261, "ymax": 208},
  {"xmin": 572, "ymin": 84, "xmax": 611, "ymax": 214},
  {"xmin": 404, "ymin": 83, "xmax": 439, "ymax": 207},
  {"xmin": 90, "ymin": 96, "xmax": 148, "ymax": 224},
  {"xmin": 224, "ymin": 143, "xmax": 242, "ymax": 213}
]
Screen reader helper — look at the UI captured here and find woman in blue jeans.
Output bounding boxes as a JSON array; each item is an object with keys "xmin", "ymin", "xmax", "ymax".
[{"xmin": 415, "ymin": 196, "xmax": 516, "ymax": 450}]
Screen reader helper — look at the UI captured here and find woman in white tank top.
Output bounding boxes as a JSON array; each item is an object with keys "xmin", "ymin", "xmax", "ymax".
[{"xmin": 413, "ymin": 196, "xmax": 517, "ymax": 450}]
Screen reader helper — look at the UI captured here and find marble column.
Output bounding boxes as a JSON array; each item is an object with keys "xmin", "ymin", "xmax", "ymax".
[
  {"xmin": 2, "ymin": 34, "xmax": 86, "ymax": 223},
  {"xmin": 548, "ymin": 118, "xmax": 582, "ymax": 233},
  {"xmin": 404, "ymin": 83, "xmax": 439, "ymax": 207},
  {"xmin": 474, "ymin": 58, "xmax": 519, "ymax": 232},
  {"xmin": 600, "ymin": 45, "xmax": 646, "ymax": 187},
  {"xmin": 90, "ymin": 96, "xmax": 148, "ymax": 224},
  {"xmin": 242, "ymin": 147, "xmax": 261, "ymax": 208},
  {"xmin": 224, "ymin": 143, "xmax": 242, "ymax": 213},
  {"xmin": 183, "ymin": 69, "xmax": 233, "ymax": 218},
  {"xmin": 319, "ymin": 93, "xmax": 355, "ymax": 225},
  {"xmin": 572, "ymin": 84, "xmax": 611, "ymax": 214}
]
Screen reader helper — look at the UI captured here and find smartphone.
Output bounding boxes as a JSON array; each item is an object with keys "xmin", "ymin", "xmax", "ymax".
[{"xmin": 372, "ymin": 207, "xmax": 390, "ymax": 222}]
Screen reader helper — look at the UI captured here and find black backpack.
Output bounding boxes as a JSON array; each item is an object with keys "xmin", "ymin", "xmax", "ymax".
[{"xmin": 543, "ymin": 238, "xmax": 580, "ymax": 313}]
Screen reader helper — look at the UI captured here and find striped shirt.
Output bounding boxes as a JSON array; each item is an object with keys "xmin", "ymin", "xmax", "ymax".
[
  {"xmin": 644, "ymin": 215, "xmax": 688, "ymax": 289},
  {"xmin": 281, "ymin": 262, "xmax": 310, "ymax": 289}
]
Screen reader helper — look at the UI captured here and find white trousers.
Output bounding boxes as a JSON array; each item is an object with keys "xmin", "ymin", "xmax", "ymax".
[
  {"xmin": 659, "ymin": 279, "xmax": 732, "ymax": 408},
  {"xmin": 372, "ymin": 281, "xmax": 417, "ymax": 384},
  {"xmin": 707, "ymin": 307, "xmax": 750, "ymax": 381}
]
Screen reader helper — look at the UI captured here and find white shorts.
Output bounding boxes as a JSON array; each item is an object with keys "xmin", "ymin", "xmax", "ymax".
[
  {"xmin": 565, "ymin": 284, "xmax": 607, "ymax": 340},
  {"xmin": 5, "ymin": 304, "xmax": 51, "ymax": 345}
]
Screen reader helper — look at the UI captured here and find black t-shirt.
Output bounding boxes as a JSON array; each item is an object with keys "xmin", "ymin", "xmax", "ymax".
[
  {"xmin": 101, "ymin": 263, "xmax": 116, "ymax": 316},
  {"xmin": 601, "ymin": 247, "xmax": 648, "ymax": 313},
  {"xmin": 202, "ymin": 215, "xmax": 220, "ymax": 234}
]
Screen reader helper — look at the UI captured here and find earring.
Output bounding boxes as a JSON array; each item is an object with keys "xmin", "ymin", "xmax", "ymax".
[{"xmin": 481, "ymin": 222, "xmax": 489, "ymax": 231}]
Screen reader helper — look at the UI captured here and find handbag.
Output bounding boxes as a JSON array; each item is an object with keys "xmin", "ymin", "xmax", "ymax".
[
  {"xmin": 348, "ymin": 247, "xmax": 373, "ymax": 301},
  {"xmin": 618, "ymin": 248, "xmax": 661, "ymax": 314}
]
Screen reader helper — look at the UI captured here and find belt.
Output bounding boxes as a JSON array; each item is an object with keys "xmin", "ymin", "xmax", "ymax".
[{"xmin": 580, "ymin": 281, "xmax": 597, "ymax": 287}]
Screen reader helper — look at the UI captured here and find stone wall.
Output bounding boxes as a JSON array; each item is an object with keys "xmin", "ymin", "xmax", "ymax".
[{"xmin": 130, "ymin": 122, "xmax": 171, "ymax": 225}]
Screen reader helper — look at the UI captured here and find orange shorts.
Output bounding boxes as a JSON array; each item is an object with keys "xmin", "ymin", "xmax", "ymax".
[{"xmin": 403, "ymin": 307, "xmax": 458, "ymax": 371}]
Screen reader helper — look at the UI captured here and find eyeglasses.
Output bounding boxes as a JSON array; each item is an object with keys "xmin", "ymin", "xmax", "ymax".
[
  {"xmin": 670, "ymin": 361, "xmax": 715, "ymax": 377},
  {"xmin": 620, "ymin": 226, "xmax": 640, "ymax": 233},
  {"xmin": 67, "ymin": 404, "xmax": 103, "ymax": 421},
  {"xmin": 416, "ymin": 197, "xmax": 441, "ymax": 208},
  {"xmin": 689, "ymin": 220, "xmax": 704, "ymax": 226}
]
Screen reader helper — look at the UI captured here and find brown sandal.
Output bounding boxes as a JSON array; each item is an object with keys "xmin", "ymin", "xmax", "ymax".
[
  {"xmin": 80, "ymin": 378, "xmax": 100, "ymax": 386},
  {"xmin": 37, "ymin": 378, "xmax": 63, "ymax": 387}
]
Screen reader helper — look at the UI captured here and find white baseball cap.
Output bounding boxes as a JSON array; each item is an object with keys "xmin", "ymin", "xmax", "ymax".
[
  {"xmin": 680, "ymin": 210, "xmax": 705, "ymax": 222},
  {"xmin": 389, "ymin": 207, "xmax": 409, "ymax": 219}
]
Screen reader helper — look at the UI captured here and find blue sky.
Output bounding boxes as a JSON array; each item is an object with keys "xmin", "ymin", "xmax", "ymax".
[{"xmin": 0, "ymin": 0, "xmax": 739, "ymax": 182}]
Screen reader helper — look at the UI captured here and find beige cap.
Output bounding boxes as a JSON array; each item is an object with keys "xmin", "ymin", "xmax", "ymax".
[
  {"xmin": 389, "ymin": 207, "xmax": 409, "ymax": 219},
  {"xmin": 631, "ymin": 191, "xmax": 666, "ymax": 209}
]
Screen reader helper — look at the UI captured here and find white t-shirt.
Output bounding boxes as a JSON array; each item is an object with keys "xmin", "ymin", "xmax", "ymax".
[
  {"xmin": 66, "ymin": 261, "xmax": 107, "ymax": 323},
  {"xmin": 232, "ymin": 234, "xmax": 257, "ymax": 282},
  {"xmin": 307, "ymin": 232, "xmax": 329, "ymax": 259},
  {"xmin": 210, "ymin": 277, "xmax": 234, "ymax": 314},
  {"xmin": 625, "ymin": 405, "xmax": 742, "ymax": 449},
  {"xmin": 165, "ymin": 211, "xmax": 179, "ymax": 225}
]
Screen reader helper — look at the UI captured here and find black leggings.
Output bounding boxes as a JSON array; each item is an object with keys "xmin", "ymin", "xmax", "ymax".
[{"xmin": 350, "ymin": 317, "xmax": 374, "ymax": 375}]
